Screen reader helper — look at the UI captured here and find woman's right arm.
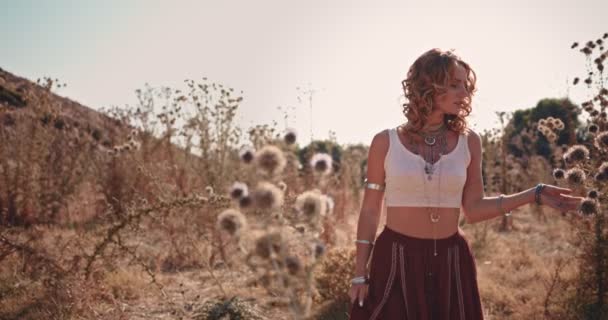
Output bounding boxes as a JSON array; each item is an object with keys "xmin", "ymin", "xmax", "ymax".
[{"xmin": 354, "ymin": 130, "xmax": 388, "ymax": 277}]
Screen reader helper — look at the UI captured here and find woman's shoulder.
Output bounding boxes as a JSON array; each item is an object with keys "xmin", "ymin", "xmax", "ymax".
[
  {"xmin": 366, "ymin": 128, "xmax": 392, "ymax": 156},
  {"xmin": 464, "ymin": 127, "xmax": 480, "ymax": 138},
  {"xmin": 365, "ymin": 129, "xmax": 391, "ymax": 170},
  {"xmin": 371, "ymin": 128, "xmax": 391, "ymax": 147},
  {"xmin": 463, "ymin": 127, "xmax": 482, "ymax": 153}
]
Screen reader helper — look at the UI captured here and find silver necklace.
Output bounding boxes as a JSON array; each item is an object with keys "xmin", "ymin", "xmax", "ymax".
[
  {"xmin": 409, "ymin": 126, "xmax": 448, "ymax": 180},
  {"xmin": 402, "ymin": 125, "xmax": 449, "ymax": 257},
  {"xmin": 420, "ymin": 126, "xmax": 447, "ymax": 146},
  {"xmin": 419, "ymin": 136, "xmax": 444, "ymax": 257}
]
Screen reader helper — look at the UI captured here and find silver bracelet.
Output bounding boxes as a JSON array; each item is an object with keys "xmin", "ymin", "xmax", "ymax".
[
  {"xmin": 363, "ymin": 178, "xmax": 385, "ymax": 191},
  {"xmin": 351, "ymin": 276, "xmax": 369, "ymax": 285},
  {"xmin": 354, "ymin": 239, "xmax": 374, "ymax": 246},
  {"xmin": 498, "ymin": 194, "xmax": 512, "ymax": 217}
]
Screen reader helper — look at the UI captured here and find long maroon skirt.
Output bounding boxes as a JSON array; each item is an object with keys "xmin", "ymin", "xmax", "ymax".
[{"xmin": 348, "ymin": 225, "xmax": 484, "ymax": 320}]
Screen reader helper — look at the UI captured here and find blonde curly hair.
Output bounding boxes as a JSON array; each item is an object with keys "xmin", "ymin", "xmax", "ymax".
[{"xmin": 401, "ymin": 48, "xmax": 477, "ymax": 134}]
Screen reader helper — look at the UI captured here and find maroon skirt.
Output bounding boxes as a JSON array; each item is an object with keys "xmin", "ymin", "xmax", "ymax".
[{"xmin": 348, "ymin": 225, "xmax": 484, "ymax": 320}]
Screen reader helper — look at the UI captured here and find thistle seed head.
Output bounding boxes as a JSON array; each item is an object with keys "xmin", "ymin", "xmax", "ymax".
[
  {"xmin": 255, "ymin": 145, "xmax": 287, "ymax": 176},
  {"xmin": 310, "ymin": 152, "xmax": 333, "ymax": 175}
]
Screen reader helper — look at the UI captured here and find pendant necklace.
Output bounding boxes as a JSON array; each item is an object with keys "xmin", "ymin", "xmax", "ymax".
[
  {"xmin": 410, "ymin": 124, "xmax": 448, "ymax": 256},
  {"xmin": 409, "ymin": 125, "xmax": 448, "ymax": 180},
  {"xmin": 429, "ymin": 162, "xmax": 443, "ymax": 256}
]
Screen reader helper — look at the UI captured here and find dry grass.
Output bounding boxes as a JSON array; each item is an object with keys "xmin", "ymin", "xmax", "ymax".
[
  {"xmin": 0, "ymin": 203, "xmax": 586, "ymax": 319},
  {"xmin": 470, "ymin": 207, "xmax": 580, "ymax": 319}
]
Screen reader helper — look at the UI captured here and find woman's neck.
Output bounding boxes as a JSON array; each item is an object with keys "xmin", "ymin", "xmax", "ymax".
[
  {"xmin": 402, "ymin": 114, "xmax": 448, "ymax": 134},
  {"xmin": 422, "ymin": 121, "xmax": 445, "ymax": 132}
]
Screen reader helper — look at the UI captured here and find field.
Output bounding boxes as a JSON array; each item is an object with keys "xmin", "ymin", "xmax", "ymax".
[{"xmin": 1, "ymin": 36, "xmax": 608, "ymax": 320}]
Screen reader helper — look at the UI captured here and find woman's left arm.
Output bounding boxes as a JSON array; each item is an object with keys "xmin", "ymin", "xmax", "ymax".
[{"xmin": 460, "ymin": 130, "xmax": 583, "ymax": 224}]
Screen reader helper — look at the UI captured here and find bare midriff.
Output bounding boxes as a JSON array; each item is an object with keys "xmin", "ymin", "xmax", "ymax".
[{"xmin": 386, "ymin": 206, "xmax": 461, "ymax": 239}]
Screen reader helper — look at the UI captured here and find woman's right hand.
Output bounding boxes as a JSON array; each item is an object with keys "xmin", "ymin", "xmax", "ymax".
[
  {"xmin": 539, "ymin": 184, "xmax": 584, "ymax": 213},
  {"xmin": 349, "ymin": 282, "xmax": 369, "ymax": 307}
]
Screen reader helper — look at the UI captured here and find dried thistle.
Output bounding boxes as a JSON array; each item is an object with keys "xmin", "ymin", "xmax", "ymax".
[
  {"xmin": 579, "ymin": 198, "xmax": 598, "ymax": 216},
  {"xmin": 563, "ymin": 145, "xmax": 590, "ymax": 163},
  {"xmin": 565, "ymin": 168, "xmax": 586, "ymax": 185},
  {"xmin": 587, "ymin": 190, "xmax": 599, "ymax": 199},
  {"xmin": 588, "ymin": 124, "xmax": 599, "ymax": 134},
  {"xmin": 239, "ymin": 145, "xmax": 255, "ymax": 164},
  {"xmin": 552, "ymin": 168, "xmax": 565, "ymax": 180},
  {"xmin": 549, "ymin": 117, "xmax": 564, "ymax": 130},
  {"xmin": 594, "ymin": 131, "xmax": 608, "ymax": 150},
  {"xmin": 254, "ymin": 231, "xmax": 283, "ymax": 259},
  {"xmin": 537, "ymin": 124, "xmax": 556, "ymax": 141},
  {"xmin": 294, "ymin": 190, "xmax": 327, "ymax": 221},
  {"xmin": 594, "ymin": 171, "xmax": 608, "ymax": 182},
  {"xmin": 310, "ymin": 153, "xmax": 333, "ymax": 175},
  {"xmin": 251, "ymin": 182, "xmax": 284, "ymax": 211},
  {"xmin": 216, "ymin": 208, "xmax": 247, "ymax": 237},
  {"xmin": 228, "ymin": 181, "xmax": 249, "ymax": 200},
  {"xmin": 283, "ymin": 127, "xmax": 297, "ymax": 145},
  {"xmin": 254, "ymin": 145, "xmax": 286, "ymax": 176}
]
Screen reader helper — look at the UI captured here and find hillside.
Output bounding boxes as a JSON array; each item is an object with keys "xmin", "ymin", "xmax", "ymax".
[{"xmin": 0, "ymin": 67, "xmax": 129, "ymax": 148}]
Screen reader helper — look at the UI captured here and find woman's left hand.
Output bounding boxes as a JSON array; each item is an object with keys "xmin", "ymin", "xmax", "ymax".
[{"xmin": 539, "ymin": 184, "xmax": 584, "ymax": 212}]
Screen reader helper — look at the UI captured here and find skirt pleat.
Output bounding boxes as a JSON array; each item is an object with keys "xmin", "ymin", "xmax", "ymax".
[{"xmin": 348, "ymin": 224, "xmax": 484, "ymax": 320}]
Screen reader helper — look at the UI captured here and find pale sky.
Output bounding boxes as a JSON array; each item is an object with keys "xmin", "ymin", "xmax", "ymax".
[{"xmin": 2, "ymin": 0, "xmax": 606, "ymax": 145}]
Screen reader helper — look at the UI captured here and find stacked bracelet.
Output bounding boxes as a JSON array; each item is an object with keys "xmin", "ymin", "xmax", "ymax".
[
  {"xmin": 351, "ymin": 275, "xmax": 369, "ymax": 285},
  {"xmin": 535, "ymin": 183, "xmax": 545, "ymax": 205},
  {"xmin": 363, "ymin": 178, "xmax": 385, "ymax": 191},
  {"xmin": 354, "ymin": 239, "xmax": 374, "ymax": 246},
  {"xmin": 498, "ymin": 194, "xmax": 512, "ymax": 217},
  {"xmin": 352, "ymin": 240, "xmax": 372, "ymax": 285}
]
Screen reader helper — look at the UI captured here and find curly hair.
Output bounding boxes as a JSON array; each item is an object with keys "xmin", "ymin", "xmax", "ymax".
[{"xmin": 401, "ymin": 48, "xmax": 477, "ymax": 134}]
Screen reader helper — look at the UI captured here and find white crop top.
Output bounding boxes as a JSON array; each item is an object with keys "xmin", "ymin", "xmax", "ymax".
[{"xmin": 383, "ymin": 126, "xmax": 471, "ymax": 208}]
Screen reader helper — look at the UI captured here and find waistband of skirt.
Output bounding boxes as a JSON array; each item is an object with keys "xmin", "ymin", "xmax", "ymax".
[{"xmin": 378, "ymin": 224, "xmax": 463, "ymax": 249}]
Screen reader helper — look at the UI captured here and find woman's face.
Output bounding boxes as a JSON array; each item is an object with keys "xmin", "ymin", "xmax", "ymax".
[{"xmin": 433, "ymin": 63, "xmax": 471, "ymax": 116}]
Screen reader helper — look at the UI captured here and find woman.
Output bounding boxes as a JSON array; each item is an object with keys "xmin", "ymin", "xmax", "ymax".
[{"xmin": 347, "ymin": 48, "xmax": 583, "ymax": 320}]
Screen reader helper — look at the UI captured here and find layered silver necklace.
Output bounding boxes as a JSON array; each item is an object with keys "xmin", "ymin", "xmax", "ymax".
[
  {"xmin": 408, "ymin": 125, "xmax": 449, "ymax": 180},
  {"xmin": 404, "ymin": 123, "xmax": 449, "ymax": 256}
]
